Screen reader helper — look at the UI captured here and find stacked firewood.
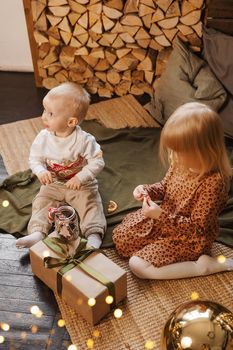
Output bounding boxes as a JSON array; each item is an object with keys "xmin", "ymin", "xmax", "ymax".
[{"xmin": 25, "ymin": 0, "xmax": 205, "ymax": 96}]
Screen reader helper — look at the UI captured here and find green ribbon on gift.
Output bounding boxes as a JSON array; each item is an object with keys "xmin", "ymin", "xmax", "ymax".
[{"xmin": 42, "ymin": 236, "xmax": 116, "ymax": 308}]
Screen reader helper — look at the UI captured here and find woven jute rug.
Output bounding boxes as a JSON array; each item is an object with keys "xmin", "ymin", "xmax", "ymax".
[{"xmin": 0, "ymin": 95, "xmax": 232, "ymax": 350}]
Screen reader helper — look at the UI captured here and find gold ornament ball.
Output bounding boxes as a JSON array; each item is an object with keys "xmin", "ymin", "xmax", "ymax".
[{"xmin": 161, "ymin": 300, "xmax": 233, "ymax": 350}]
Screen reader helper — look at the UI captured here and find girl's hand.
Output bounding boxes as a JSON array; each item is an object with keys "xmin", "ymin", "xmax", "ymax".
[
  {"xmin": 133, "ymin": 185, "xmax": 147, "ymax": 201},
  {"xmin": 142, "ymin": 197, "xmax": 162, "ymax": 219},
  {"xmin": 66, "ymin": 176, "xmax": 81, "ymax": 190},
  {"xmin": 37, "ymin": 171, "xmax": 53, "ymax": 185}
]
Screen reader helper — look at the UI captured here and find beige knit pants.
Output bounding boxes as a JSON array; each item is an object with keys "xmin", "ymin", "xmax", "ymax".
[{"xmin": 28, "ymin": 180, "xmax": 106, "ymax": 238}]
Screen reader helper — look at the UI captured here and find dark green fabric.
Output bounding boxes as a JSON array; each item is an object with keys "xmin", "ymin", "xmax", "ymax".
[
  {"xmin": 0, "ymin": 169, "xmax": 40, "ymax": 237},
  {"xmin": 1, "ymin": 120, "xmax": 233, "ymax": 247},
  {"xmin": 0, "ymin": 120, "xmax": 165, "ymax": 247}
]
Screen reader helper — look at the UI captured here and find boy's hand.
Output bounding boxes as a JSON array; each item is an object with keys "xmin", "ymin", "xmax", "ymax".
[
  {"xmin": 66, "ymin": 176, "xmax": 81, "ymax": 190},
  {"xmin": 142, "ymin": 197, "xmax": 162, "ymax": 219},
  {"xmin": 133, "ymin": 185, "xmax": 148, "ymax": 201},
  {"xmin": 37, "ymin": 171, "xmax": 53, "ymax": 185}
]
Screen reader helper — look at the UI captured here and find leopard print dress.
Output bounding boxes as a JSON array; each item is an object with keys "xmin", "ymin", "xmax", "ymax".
[{"xmin": 112, "ymin": 166, "xmax": 229, "ymax": 267}]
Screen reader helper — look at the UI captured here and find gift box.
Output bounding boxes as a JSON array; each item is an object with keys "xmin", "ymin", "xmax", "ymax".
[{"xmin": 29, "ymin": 233, "xmax": 127, "ymax": 325}]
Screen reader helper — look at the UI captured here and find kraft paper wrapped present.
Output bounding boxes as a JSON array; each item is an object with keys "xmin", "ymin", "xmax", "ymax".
[{"xmin": 29, "ymin": 233, "xmax": 127, "ymax": 325}]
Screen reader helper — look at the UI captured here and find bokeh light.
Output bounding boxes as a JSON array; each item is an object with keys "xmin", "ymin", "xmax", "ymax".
[
  {"xmin": 30, "ymin": 305, "xmax": 40, "ymax": 315},
  {"xmin": 88, "ymin": 298, "xmax": 96, "ymax": 307},
  {"xmin": 191, "ymin": 291, "xmax": 199, "ymax": 300},
  {"xmin": 67, "ymin": 345, "xmax": 77, "ymax": 350},
  {"xmin": 145, "ymin": 340, "xmax": 155, "ymax": 349},
  {"xmin": 2, "ymin": 200, "xmax": 9, "ymax": 207},
  {"xmin": 105, "ymin": 295, "xmax": 114, "ymax": 304},
  {"xmin": 31, "ymin": 325, "xmax": 38, "ymax": 333},
  {"xmin": 86, "ymin": 338, "xmax": 94, "ymax": 348},
  {"xmin": 217, "ymin": 255, "xmax": 226, "ymax": 264},
  {"xmin": 114, "ymin": 308, "xmax": 122, "ymax": 318},
  {"xmin": 1, "ymin": 323, "xmax": 10, "ymax": 331},
  {"xmin": 30, "ymin": 305, "xmax": 43, "ymax": 318},
  {"xmin": 57, "ymin": 319, "xmax": 65, "ymax": 327},
  {"xmin": 0, "ymin": 336, "xmax": 5, "ymax": 344},
  {"xmin": 93, "ymin": 330, "xmax": 100, "ymax": 338},
  {"xmin": 35, "ymin": 309, "xmax": 43, "ymax": 318}
]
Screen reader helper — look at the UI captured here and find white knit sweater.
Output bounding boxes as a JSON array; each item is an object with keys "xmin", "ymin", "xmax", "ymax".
[{"xmin": 29, "ymin": 126, "xmax": 104, "ymax": 184}]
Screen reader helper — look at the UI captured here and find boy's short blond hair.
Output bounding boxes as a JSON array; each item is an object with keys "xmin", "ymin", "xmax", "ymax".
[{"xmin": 47, "ymin": 82, "xmax": 90, "ymax": 122}]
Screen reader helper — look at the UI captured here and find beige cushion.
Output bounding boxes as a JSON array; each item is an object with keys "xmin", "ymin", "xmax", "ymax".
[{"xmin": 146, "ymin": 37, "xmax": 227, "ymax": 126}]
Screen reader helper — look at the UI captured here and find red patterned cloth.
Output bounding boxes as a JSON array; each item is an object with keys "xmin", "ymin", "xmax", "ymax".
[{"xmin": 47, "ymin": 157, "xmax": 86, "ymax": 181}]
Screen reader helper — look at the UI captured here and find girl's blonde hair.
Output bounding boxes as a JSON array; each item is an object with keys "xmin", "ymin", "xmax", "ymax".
[
  {"xmin": 160, "ymin": 102, "xmax": 232, "ymax": 178},
  {"xmin": 47, "ymin": 82, "xmax": 90, "ymax": 122}
]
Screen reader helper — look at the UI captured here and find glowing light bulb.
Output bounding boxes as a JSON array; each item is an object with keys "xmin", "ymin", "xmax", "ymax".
[
  {"xmin": 145, "ymin": 340, "xmax": 155, "ymax": 349},
  {"xmin": 86, "ymin": 338, "xmax": 94, "ymax": 348},
  {"xmin": 68, "ymin": 345, "xmax": 77, "ymax": 350},
  {"xmin": 35, "ymin": 309, "xmax": 43, "ymax": 318},
  {"xmin": 217, "ymin": 255, "xmax": 226, "ymax": 264},
  {"xmin": 88, "ymin": 298, "xmax": 96, "ymax": 306},
  {"xmin": 30, "ymin": 305, "xmax": 40, "ymax": 314},
  {"xmin": 57, "ymin": 319, "xmax": 65, "ymax": 327},
  {"xmin": 191, "ymin": 291, "xmax": 199, "ymax": 300},
  {"xmin": 114, "ymin": 308, "xmax": 122, "ymax": 318},
  {"xmin": 2, "ymin": 200, "xmax": 9, "ymax": 207},
  {"xmin": 1, "ymin": 323, "xmax": 10, "ymax": 331},
  {"xmin": 105, "ymin": 295, "xmax": 114, "ymax": 304}
]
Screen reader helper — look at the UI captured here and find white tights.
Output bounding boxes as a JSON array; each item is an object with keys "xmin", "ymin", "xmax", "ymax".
[{"xmin": 129, "ymin": 255, "xmax": 233, "ymax": 279}]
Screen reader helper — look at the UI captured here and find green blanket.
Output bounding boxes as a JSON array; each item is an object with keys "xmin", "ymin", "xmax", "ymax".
[{"xmin": 0, "ymin": 120, "xmax": 233, "ymax": 248}]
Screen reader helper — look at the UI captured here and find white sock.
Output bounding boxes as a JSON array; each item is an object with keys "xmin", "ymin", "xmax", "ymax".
[
  {"xmin": 129, "ymin": 255, "xmax": 233, "ymax": 280},
  {"xmin": 16, "ymin": 231, "xmax": 44, "ymax": 249},
  {"xmin": 87, "ymin": 233, "xmax": 102, "ymax": 249}
]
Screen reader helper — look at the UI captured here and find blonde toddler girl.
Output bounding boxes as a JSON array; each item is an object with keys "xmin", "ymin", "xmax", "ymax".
[{"xmin": 113, "ymin": 102, "xmax": 233, "ymax": 279}]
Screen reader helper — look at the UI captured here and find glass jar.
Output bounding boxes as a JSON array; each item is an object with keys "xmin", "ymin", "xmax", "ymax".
[{"xmin": 53, "ymin": 206, "xmax": 80, "ymax": 241}]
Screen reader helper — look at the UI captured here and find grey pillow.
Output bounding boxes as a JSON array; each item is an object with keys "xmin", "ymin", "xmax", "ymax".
[
  {"xmin": 203, "ymin": 26, "xmax": 233, "ymax": 138},
  {"xmin": 146, "ymin": 36, "xmax": 227, "ymax": 126}
]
